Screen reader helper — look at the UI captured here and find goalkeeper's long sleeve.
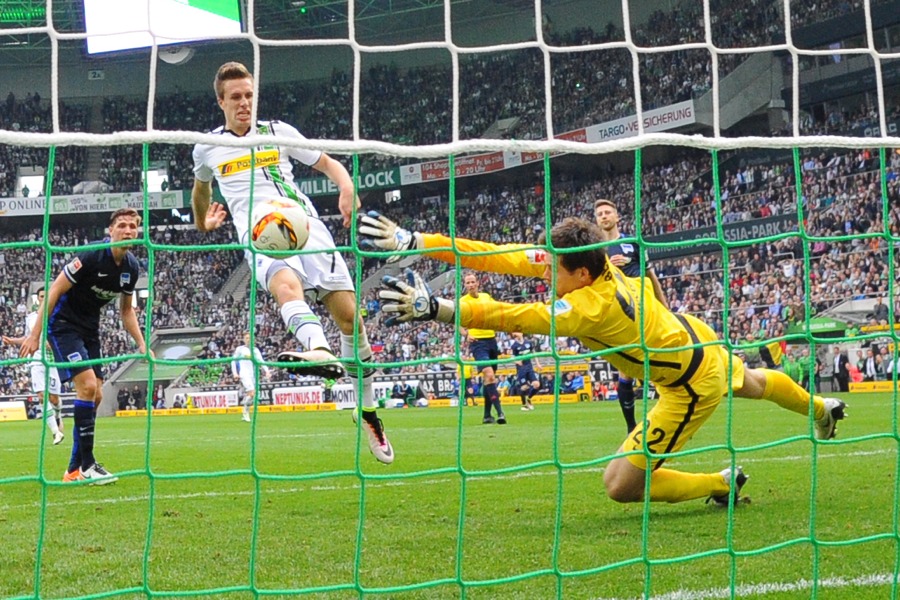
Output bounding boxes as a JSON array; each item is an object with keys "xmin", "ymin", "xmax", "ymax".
[{"xmin": 418, "ymin": 233, "xmax": 547, "ymax": 278}]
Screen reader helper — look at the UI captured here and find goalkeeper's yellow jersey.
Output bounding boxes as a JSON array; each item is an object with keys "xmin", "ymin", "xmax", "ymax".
[{"xmin": 420, "ymin": 233, "xmax": 709, "ymax": 386}]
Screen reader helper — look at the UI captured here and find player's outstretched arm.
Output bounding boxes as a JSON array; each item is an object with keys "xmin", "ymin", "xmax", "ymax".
[
  {"xmin": 379, "ymin": 269, "xmax": 584, "ymax": 338},
  {"xmin": 360, "ymin": 211, "xmax": 545, "ymax": 278}
]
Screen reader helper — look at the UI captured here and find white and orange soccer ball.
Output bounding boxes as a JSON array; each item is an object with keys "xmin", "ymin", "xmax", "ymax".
[{"xmin": 250, "ymin": 199, "xmax": 310, "ymax": 252}]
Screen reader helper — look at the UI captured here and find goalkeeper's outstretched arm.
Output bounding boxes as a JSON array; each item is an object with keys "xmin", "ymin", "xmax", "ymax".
[
  {"xmin": 380, "ymin": 269, "xmax": 587, "ymax": 339},
  {"xmin": 359, "ymin": 211, "xmax": 545, "ymax": 278}
]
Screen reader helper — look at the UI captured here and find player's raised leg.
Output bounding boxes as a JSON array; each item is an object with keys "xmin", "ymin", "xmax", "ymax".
[{"xmin": 323, "ymin": 290, "xmax": 394, "ymax": 464}]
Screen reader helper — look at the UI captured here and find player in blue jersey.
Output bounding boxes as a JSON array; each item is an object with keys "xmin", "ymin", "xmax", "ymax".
[
  {"xmin": 510, "ymin": 332, "xmax": 538, "ymax": 411},
  {"xmin": 19, "ymin": 208, "xmax": 150, "ymax": 485},
  {"xmin": 595, "ymin": 199, "xmax": 668, "ymax": 434}
]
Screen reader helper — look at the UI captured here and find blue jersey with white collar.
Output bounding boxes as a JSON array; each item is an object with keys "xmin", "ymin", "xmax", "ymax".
[
  {"xmin": 606, "ymin": 239, "xmax": 651, "ymax": 279},
  {"xmin": 511, "ymin": 339, "xmax": 536, "ymax": 372},
  {"xmin": 50, "ymin": 242, "xmax": 140, "ymax": 334}
]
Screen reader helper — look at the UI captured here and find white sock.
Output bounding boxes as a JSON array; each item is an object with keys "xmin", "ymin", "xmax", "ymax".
[
  {"xmin": 280, "ymin": 300, "xmax": 330, "ymax": 352},
  {"xmin": 45, "ymin": 404, "xmax": 61, "ymax": 436},
  {"xmin": 341, "ymin": 330, "xmax": 377, "ymax": 410}
]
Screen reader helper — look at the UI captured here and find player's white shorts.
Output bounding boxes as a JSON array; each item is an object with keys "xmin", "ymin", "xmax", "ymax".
[
  {"xmin": 31, "ymin": 361, "xmax": 61, "ymax": 395},
  {"xmin": 239, "ymin": 375, "xmax": 256, "ymax": 396},
  {"xmin": 246, "ymin": 217, "xmax": 354, "ymax": 303}
]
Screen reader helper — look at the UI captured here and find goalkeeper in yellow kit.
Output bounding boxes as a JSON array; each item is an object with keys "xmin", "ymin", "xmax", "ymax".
[{"xmin": 360, "ymin": 212, "xmax": 846, "ymax": 506}]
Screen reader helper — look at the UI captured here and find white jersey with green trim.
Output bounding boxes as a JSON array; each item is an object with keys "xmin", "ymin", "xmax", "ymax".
[
  {"xmin": 192, "ymin": 120, "xmax": 322, "ymax": 244},
  {"xmin": 24, "ymin": 311, "xmax": 46, "ymax": 361},
  {"xmin": 231, "ymin": 345, "xmax": 267, "ymax": 381}
]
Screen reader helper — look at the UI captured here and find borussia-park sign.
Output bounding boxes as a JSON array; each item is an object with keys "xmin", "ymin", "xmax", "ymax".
[
  {"xmin": 0, "ymin": 191, "xmax": 184, "ymax": 217},
  {"xmin": 295, "ymin": 101, "xmax": 696, "ymax": 196},
  {"xmin": 646, "ymin": 213, "xmax": 802, "ymax": 259}
]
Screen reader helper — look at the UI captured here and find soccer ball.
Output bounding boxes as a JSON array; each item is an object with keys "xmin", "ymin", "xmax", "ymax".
[{"xmin": 250, "ymin": 199, "xmax": 310, "ymax": 252}]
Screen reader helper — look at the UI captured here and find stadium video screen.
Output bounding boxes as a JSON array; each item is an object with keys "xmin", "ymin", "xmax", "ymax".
[{"xmin": 83, "ymin": 0, "xmax": 242, "ymax": 55}]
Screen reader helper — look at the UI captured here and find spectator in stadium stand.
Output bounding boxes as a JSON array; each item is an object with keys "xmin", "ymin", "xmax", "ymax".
[
  {"xmin": 131, "ymin": 385, "xmax": 145, "ymax": 410},
  {"xmin": 832, "ymin": 346, "xmax": 851, "ymax": 393},
  {"xmin": 872, "ymin": 296, "xmax": 889, "ymax": 323},
  {"xmin": 117, "ymin": 386, "xmax": 129, "ymax": 411}
]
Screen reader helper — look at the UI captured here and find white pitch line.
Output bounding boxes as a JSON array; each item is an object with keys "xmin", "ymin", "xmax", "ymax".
[
  {"xmin": 595, "ymin": 573, "xmax": 899, "ymax": 600},
  {"xmin": 0, "ymin": 447, "xmax": 893, "ymax": 512}
]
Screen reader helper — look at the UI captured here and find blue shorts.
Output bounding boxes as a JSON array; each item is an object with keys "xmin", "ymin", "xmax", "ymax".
[
  {"xmin": 469, "ymin": 337, "xmax": 499, "ymax": 372},
  {"xmin": 517, "ymin": 368, "xmax": 539, "ymax": 387},
  {"xmin": 47, "ymin": 323, "xmax": 104, "ymax": 383}
]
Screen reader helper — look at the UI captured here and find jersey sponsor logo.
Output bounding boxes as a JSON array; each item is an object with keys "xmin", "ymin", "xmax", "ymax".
[
  {"xmin": 68, "ymin": 257, "xmax": 83, "ymax": 272},
  {"xmin": 91, "ymin": 285, "xmax": 119, "ymax": 300},
  {"xmin": 67, "ymin": 352, "xmax": 83, "ymax": 362},
  {"xmin": 550, "ymin": 299, "xmax": 573, "ymax": 314},
  {"xmin": 98, "ymin": 272, "xmax": 109, "ymax": 277},
  {"xmin": 218, "ymin": 150, "xmax": 280, "ymax": 177}
]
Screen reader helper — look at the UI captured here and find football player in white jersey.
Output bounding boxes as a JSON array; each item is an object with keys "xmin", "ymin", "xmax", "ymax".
[
  {"xmin": 2, "ymin": 287, "xmax": 65, "ymax": 445},
  {"xmin": 191, "ymin": 62, "xmax": 393, "ymax": 464},
  {"xmin": 232, "ymin": 332, "xmax": 270, "ymax": 422}
]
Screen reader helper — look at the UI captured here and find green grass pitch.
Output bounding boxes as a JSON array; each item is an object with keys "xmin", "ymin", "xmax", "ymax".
[{"xmin": 1, "ymin": 392, "xmax": 897, "ymax": 600}]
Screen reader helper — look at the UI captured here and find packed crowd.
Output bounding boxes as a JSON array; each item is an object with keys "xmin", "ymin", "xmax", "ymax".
[
  {"xmin": 0, "ymin": 91, "xmax": 90, "ymax": 198},
  {"xmin": 789, "ymin": 0, "xmax": 893, "ymax": 30},
  {"xmin": 2, "ymin": 0, "xmax": 894, "ymax": 201},
  {"xmin": 1, "ymin": 134, "xmax": 897, "ymax": 394}
]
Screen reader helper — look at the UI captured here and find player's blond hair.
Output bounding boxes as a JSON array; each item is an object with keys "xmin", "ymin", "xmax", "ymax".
[
  {"xmin": 594, "ymin": 198, "xmax": 617, "ymax": 212},
  {"xmin": 215, "ymin": 62, "xmax": 252, "ymax": 99}
]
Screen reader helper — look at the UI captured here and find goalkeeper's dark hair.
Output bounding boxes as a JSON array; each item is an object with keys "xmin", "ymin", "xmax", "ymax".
[
  {"xmin": 215, "ymin": 61, "xmax": 252, "ymax": 99},
  {"xmin": 539, "ymin": 218, "xmax": 608, "ymax": 280}
]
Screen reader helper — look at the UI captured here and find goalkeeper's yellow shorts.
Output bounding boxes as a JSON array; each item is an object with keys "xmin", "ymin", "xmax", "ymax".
[{"xmin": 620, "ymin": 314, "xmax": 740, "ymax": 471}]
